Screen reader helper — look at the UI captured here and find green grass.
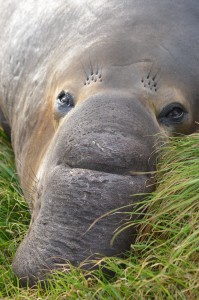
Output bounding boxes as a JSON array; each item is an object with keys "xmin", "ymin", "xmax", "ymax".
[{"xmin": 0, "ymin": 129, "xmax": 198, "ymax": 299}]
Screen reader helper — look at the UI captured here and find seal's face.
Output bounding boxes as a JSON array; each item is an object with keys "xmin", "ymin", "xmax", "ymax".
[
  {"xmin": 12, "ymin": 40, "xmax": 197, "ymax": 285},
  {"xmin": 10, "ymin": 1, "xmax": 198, "ymax": 283}
]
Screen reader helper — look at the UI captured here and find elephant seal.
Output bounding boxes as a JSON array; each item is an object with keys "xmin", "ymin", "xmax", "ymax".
[{"xmin": 0, "ymin": 0, "xmax": 199, "ymax": 285}]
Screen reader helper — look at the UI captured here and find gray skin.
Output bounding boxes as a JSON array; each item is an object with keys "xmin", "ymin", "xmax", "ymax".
[{"xmin": 0, "ymin": 0, "xmax": 199, "ymax": 285}]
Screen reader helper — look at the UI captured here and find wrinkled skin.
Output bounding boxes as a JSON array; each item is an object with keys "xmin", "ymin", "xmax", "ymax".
[{"xmin": 0, "ymin": 0, "xmax": 199, "ymax": 285}]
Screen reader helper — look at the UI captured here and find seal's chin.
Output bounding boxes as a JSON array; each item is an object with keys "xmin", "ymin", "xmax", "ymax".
[{"xmin": 12, "ymin": 166, "xmax": 154, "ymax": 286}]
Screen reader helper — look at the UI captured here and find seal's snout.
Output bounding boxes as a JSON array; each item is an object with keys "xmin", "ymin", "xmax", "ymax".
[
  {"xmin": 55, "ymin": 93, "xmax": 158, "ymax": 175},
  {"xmin": 12, "ymin": 93, "xmax": 159, "ymax": 285}
]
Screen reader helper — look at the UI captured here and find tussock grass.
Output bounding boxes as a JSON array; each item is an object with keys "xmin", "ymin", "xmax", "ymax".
[{"xmin": 0, "ymin": 129, "xmax": 198, "ymax": 299}]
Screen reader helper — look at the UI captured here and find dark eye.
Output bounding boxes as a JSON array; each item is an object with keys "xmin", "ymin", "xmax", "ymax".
[
  {"xmin": 54, "ymin": 90, "xmax": 74, "ymax": 120},
  {"xmin": 57, "ymin": 90, "xmax": 74, "ymax": 107},
  {"xmin": 158, "ymin": 103, "xmax": 187, "ymax": 125},
  {"xmin": 165, "ymin": 107, "xmax": 184, "ymax": 119}
]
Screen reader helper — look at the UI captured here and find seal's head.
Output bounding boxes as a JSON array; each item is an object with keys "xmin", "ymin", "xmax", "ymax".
[{"xmin": 10, "ymin": 1, "xmax": 199, "ymax": 285}]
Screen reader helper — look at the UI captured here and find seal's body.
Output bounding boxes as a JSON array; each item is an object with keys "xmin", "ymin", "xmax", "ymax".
[{"xmin": 0, "ymin": 0, "xmax": 198, "ymax": 285}]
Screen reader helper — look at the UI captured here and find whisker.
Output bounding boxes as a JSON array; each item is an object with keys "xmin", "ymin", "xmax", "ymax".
[
  {"xmin": 89, "ymin": 54, "xmax": 94, "ymax": 76},
  {"xmin": 80, "ymin": 60, "xmax": 89, "ymax": 81}
]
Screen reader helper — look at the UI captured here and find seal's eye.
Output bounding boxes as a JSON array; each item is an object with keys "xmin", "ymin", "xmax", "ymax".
[
  {"xmin": 158, "ymin": 103, "xmax": 187, "ymax": 125},
  {"xmin": 57, "ymin": 90, "xmax": 74, "ymax": 107},
  {"xmin": 54, "ymin": 90, "xmax": 74, "ymax": 120},
  {"xmin": 165, "ymin": 107, "xmax": 184, "ymax": 120}
]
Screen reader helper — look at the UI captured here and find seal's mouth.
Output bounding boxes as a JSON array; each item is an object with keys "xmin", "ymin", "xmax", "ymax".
[
  {"xmin": 63, "ymin": 162, "xmax": 151, "ymax": 177},
  {"xmin": 13, "ymin": 164, "xmax": 155, "ymax": 285}
]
